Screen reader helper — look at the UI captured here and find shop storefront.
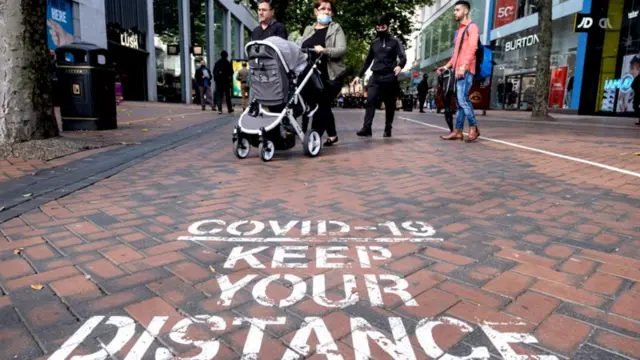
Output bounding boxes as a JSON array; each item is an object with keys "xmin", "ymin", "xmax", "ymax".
[
  {"xmin": 578, "ymin": 0, "xmax": 640, "ymax": 116},
  {"xmin": 107, "ymin": 23, "xmax": 149, "ymax": 101},
  {"xmin": 490, "ymin": 15, "xmax": 579, "ymax": 110}
]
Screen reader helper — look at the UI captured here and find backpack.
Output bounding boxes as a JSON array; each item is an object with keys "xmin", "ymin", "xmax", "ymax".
[{"xmin": 455, "ymin": 22, "xmax": 493, "ymax": 80}]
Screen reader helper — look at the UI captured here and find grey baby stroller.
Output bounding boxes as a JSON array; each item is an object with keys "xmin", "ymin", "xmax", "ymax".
[{"xmin": 233, "ymin": 36, "xmax": 325, "ymax": 162}]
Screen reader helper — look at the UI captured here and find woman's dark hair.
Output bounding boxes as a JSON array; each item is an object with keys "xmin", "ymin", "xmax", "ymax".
[{"xmin": 313, "ymin": 0, "xmax": 335, "ymax": 12}]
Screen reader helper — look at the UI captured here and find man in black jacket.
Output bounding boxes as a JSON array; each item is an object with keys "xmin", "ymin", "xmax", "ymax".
[
  {"xmin": 417, "ymin": 74, "xmax": 429, "ymax": 113},
  {"xmin": 351, "ymin": 15, "xmax": 407, "ymax": 137},
  {"xmin": 213, "ymin": 50, "xmax": 234, "ymax": 114},
  {"xmin": 251, "ymin": 0, "xmax": 288, "ymax": 41}
]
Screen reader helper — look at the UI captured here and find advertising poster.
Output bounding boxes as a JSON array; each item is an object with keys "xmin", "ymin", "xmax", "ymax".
[
  {"xmin": 494, "ymin": 0, "xmax": 517, "ymax": 28},
  {"xmin": 548, "ymin": 66, "xmax": 567, "ymax": 109},
  {"xmin": 231, "ymin": 59, "xmax": 245, "ymax": 98},
  {"xmin": 47, "ymin": 0, "xmax": 74, "ymax": 50},
  {"xmin": 614, "ymin": 53, "xmax": 640, "ymax": 113}
]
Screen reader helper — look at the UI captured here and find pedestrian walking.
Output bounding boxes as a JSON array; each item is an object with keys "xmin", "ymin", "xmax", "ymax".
[
  {"xmin": 297, "ymin": 0, "xmax": 347, "ymax": 146},
  {"xmin": 437, "ymin": 0, "xmax": 480, "ymax": 142},
  {"xmin": 195, "ymin": 60, "xmax": 215, "ymax": 111},
  {"xmin": 417, "ymin": 74, "xmax": 428, "ymax": 113},
  {"xmin": 236, "ymin": 62, "xmax": 250, "ymax": 110},
  {"xmin": 351, "ymin": 14, "xmax": 407, "ymax": 138},
  {"xmin": 251, "ymin": 0, "xmax": 288, "ymax": 41},
  {"xmin": 251, "ymin": 0, "xmax": 288, "ymax": 114},
  {"xmin": 213, "ymin": 50, "xmax": 234, "ymax": 114}
]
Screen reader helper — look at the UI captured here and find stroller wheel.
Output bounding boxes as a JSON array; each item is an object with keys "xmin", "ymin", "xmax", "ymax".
[
  {"xmin": 303, "ymin": 130, "xmax": 322, "ymax": 157},
  {"xmin": 234, "ymin": 137, "xmax": 250, "ymax": 159},
  {"xmin": 259, "ymin": 140, "xmax": 275, "ymax": 162}
]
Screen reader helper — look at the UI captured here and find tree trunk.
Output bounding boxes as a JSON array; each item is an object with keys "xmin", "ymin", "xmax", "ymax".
[
  {"xmin": 531, "ymin": 0, "xmax": 553, "ymax": 118},
  {"xmin": 0, "ymin": 0, "xmax": 60, "ymax": 144}
]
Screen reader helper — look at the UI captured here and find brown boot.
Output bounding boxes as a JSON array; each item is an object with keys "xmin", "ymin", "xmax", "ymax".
[
  {"xmin": 465, "ymin": 126, "xmax": 480, "ymax": 142},
  {"xmin": 440, "ymin": 129, "xmax": 464, "ymax": 141}
]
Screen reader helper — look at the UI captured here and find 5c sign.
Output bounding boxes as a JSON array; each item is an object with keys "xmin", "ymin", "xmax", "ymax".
[{"xmin": 494, "ymin": 0, "xmax": 517, "ymax": 28}]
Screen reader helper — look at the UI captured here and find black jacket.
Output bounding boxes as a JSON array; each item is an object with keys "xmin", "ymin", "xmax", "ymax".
[
  {"xmin": 213, "ymin": 58, "xmax": 233, "ymax": 88},
  {"xmin": 195, "ymin": 66, "xmax": 212, "ymax": 87},
  {"xmin": 417, "ymin": 80, "xmax": 428, "ymax": 96},
  {"xmin": 251, "ymin": 20, "xmax": 288, "ymax": 41},
  {"xmin": 358, "ymin": 35, "xmax": 407, "ymax": 78}
]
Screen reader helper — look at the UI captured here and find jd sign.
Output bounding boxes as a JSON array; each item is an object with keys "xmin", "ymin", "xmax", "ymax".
[{"xmin": 574, "ymin": 13, "xmax": 613, "ymax": 32}]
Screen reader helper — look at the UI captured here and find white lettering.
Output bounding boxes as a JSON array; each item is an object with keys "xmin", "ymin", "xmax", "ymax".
[
  {"xmin": 188, "ymin": 219, "xmax": 226, "ymax": 235},
  {"xmin": 351, "ymin": 317, "xmax": 415, "ymax": 360},
  {"xmin": 318, "ymin": 221, "xmax": 350, "ymax": 236},
  {"xmin": 122, "ymin": 316, "xmax": 168, "ymax": 360},
  {"xmin": 504, "ymin": 34, "xmax": 539, "ymax": 52},
  {"xmin": 227, "ymin": 220, "xmax": 265, "ymax": 236},
  {"xmin": 481, "ymin": 325, "xmax": 559, "ymax": 360},
  {"xmin": 269, "ymin": 220, "xmax": 298, "ymax": 236},
  {"xmin": 415, "ymin": 317, "xmax": 490, "ymax": 359},
  {"xmin": 48, "ymin": 316, "xmax": 105, "ymax": 360},
  {"xmin": 272, "ymin": 246, "xmax": 308, "ymax": 268},
  {"xmin": 364, "ymin": 274, "xmax": 418, "ymax": 307},
  {"xmin": 217, "ymin": 274, "xmax": 257, "ymax": 306},
  {"xmin": 577, "ymin": 17, "xmax": 593, "ymax": 29},
  {"xmin": 232, "ymin": 317, "xmax": 286, "ymax": 360},
  {"xmin": 317, "ymin": 246, "xmax": 349, "ymax": 268},
  {"xmin": 169, "ymin": 315, "xmax": 225, "ymax": 360},
  {"xmin": 224, "ymin": 246, "xmax": 267, "ymax": 268},
  {"xmin": 67, "ymin": 316, "xmax": 136, "ymax": 360},
  {"xmin": 282, "ymin": 317, "xmax": 342, "ymax": 360},
  {"xmin": 313, "ymin": 274, "xmax": 359, "ymax": 308},
  {"xmin": 52, "ymin": 8, "xmax": 67, "ymax": 23},
  {"xmin": 252, "ymin": 274, "xmax": 306, "ymax": 307}
]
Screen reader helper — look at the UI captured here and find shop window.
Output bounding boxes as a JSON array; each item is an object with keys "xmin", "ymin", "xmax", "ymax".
[
  {"xmin": 214, "ymin": 1, "xmax": 227, "ymax": 60},
  {"xmin": 489, "ymin": 15, "xmax": 578, "ymax": 110}
]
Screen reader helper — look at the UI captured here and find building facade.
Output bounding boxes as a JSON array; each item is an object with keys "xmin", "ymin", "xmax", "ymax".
[
  {"xmin": 47, "ymin": 0, "xmax": 258, "ymax": 104},
  {"xmin": 415, "ymin": 0, "xmax": 638, "ymax": 116}
]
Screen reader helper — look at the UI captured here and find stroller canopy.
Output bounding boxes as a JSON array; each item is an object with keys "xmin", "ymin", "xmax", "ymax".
[{"xmin": 246, "ymin": 36, "xmax": 308, "ymax": 74}]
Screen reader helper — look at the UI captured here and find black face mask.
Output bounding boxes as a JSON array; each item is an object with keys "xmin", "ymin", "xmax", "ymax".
[{"xmin": 376, "ymin": 29, "xmax": 389, "ymax": 37}]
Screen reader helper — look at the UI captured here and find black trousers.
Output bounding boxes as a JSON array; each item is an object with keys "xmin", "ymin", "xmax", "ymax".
[
  {"xmin": 216, "ymin": 86, "xmax": 233, "ymax": 112},
  {"xmin": 362, "ymin": 73, "xmax": 399, "ymax": 130},
  {"xmin": 311, "ymin": 77, "xmax": 344, "ymax": 137},
  {"xmin": 418, "ymin": 94, "xmax": 426, "ymax": 111}
]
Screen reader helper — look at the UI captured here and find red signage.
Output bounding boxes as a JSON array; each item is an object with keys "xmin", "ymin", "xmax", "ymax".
[
  {"xmin": 494, "ymin": 0, "xmax": 517, "ymax": 28},
  {"xmin": 548, "ymin": 66, "xmax": 568, "ymax": 109},
  {"xmin": 413, "ymin": 72, "xmax": 420, "ymax": 77}
]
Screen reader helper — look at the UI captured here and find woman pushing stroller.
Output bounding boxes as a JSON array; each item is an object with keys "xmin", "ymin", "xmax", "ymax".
[{"xmin": 296, "ymin": 0, "xmax": 346, "ymax": 146}]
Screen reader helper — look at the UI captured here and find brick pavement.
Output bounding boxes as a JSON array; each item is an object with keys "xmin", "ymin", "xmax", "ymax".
[
  {"xmin": 0, "ymin": 109, "xmax": 639, "ymax": 359},
  {"xmin": 0, "ymin": 101, "xmax": 224, "ymax": 183}
]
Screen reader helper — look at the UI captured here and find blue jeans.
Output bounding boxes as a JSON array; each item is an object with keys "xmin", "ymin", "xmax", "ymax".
[{"xmin": 455, "ymin": 71, "xmax": 477, "ymax": 130}]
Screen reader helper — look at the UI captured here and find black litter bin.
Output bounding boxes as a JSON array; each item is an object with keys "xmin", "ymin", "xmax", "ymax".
[
  {"xmin": 402, "ymin": 94, "xmax": 414, "ymax": 111},
  {"xmin": 55, "ymin": 42, "xmax": 117, "ymax": 131}
]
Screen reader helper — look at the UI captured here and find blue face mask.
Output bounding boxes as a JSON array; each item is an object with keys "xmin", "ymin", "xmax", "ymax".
[{"xmin": 317, "ymin": 14, "xmax": 332, "ymax": 25}]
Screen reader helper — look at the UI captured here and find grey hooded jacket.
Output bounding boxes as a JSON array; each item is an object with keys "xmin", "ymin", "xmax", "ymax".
[{"xmin": 297, "ymin": 22, "xmax": 347, "ymax": 81}]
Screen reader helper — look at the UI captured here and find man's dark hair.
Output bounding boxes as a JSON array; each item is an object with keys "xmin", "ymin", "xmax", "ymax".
[
  {"xmin": 631, "ymin": 55, "xmax": 640, "ymax": 67},
  {"xmin": 258, "ymin": 0, "xmax": 272, "ymax": 8},
  {"xmin": 221, "ymin": 50, "xmax": 228, "ymax": 59},
  {"xmin": 376, "ymin": 14, "xmax": 390, "ymax": 26},
  {"xmin": 454, "ymin": 0, "xmax": 471, "ymax": 10}
]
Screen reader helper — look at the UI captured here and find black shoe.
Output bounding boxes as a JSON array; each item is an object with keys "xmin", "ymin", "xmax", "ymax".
[
  {"xmin": 324, "ymin": 136, "xmax": 338, "ymax": 146},
  {"xmin": 357, "ymin": 128, "xmax": 372, "ymax": 137},
  {"xmin": 383, "ymin": 129, "xmax": 392, "ymax": 137}
]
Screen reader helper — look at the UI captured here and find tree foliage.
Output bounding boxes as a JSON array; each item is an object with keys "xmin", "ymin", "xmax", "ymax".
[
  {"xmin": 265, "ymin": 0, "xmax": 433, "ymax": 74},
  {"xmin": 153, "ymin": 0, "xmax": 433, "ymax": 74}
]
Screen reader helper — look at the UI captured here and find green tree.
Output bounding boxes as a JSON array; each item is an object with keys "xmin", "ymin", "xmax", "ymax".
[{"xmin": 255, "ymin": 0, "xmax": 434, "ymax": 75}]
